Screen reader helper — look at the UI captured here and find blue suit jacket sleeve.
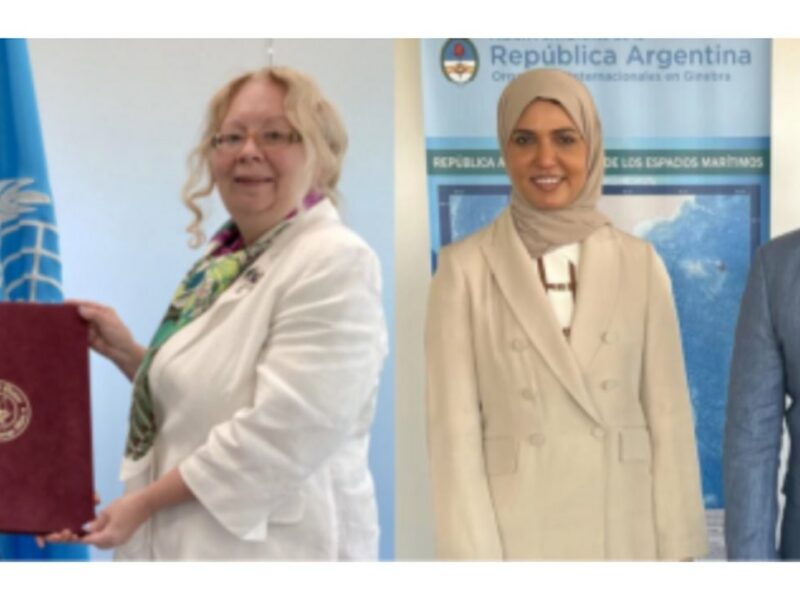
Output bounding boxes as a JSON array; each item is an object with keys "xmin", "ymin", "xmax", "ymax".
[{"xmin": 724, "ymin": 247, "xmax": 786, "ymax": 560}]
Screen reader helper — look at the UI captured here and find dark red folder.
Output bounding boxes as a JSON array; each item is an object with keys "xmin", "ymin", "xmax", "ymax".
[{"xmin": 0, "ymin": 303, "xmax": 95, "ymax": 534}]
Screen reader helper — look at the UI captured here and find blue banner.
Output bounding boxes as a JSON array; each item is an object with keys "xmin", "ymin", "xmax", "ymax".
[
  {"xmin": 422, "ymin": 38, "xmax": 772, "ymax": 558},
  {"xmin": 0, "ymin": 39, "xmax": 86, "ymax": 560}
]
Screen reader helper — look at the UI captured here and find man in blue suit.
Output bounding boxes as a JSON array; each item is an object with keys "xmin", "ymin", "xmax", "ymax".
[{"xmin": 725, "ymin": 230, "xmax": 800, "ymax": 560}]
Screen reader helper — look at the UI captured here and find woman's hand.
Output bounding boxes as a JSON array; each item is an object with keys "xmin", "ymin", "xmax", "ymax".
[
  {"xmin": 34, "ymin": 470, "xmax": 192, "ymax": 551},
  {"xmin": 79, "ymin": 469, "xmax": 192, "ymax": 549},
  {"xmin": 80, "ymin": 493, "xmax": 153, "ymax": 549},
  {"xmin": 72, "ymin": 301, "xmax": 146, "ymax": 381}
]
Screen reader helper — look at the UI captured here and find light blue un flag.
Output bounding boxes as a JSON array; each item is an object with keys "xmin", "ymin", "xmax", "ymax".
[{"xmin": 0, "ymin": 39, "xmax": 88, "ymax": 560}]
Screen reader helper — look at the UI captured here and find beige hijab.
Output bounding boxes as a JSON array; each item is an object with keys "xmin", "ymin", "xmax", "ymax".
[{"xmin": 497, "ymin": 69, "xmax": 609, "ymax": 258}]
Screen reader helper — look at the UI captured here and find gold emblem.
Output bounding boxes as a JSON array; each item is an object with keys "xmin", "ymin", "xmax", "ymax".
[{"xmin": 0, "ymin": 379, "xmax": 32, "ymax": 443}]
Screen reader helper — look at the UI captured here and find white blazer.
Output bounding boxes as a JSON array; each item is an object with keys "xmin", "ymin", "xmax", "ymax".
[{"xmin": 115, "ymin": 200, "xmax": 388, "ymax": 560}]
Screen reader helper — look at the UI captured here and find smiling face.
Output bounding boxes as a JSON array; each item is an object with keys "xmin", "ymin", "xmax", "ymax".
[
  {"xmin": 504, "ymin": 99, "xmax": 588, "ymax": 211},
  {"xmin": 210, "ymin": 77, "xmax": 309, "ymax": 244}
]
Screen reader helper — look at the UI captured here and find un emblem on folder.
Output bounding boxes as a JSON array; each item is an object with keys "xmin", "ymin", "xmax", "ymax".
[{"xmin": 0, "ymin": 380, "xmax": 32, "ymax": 443}]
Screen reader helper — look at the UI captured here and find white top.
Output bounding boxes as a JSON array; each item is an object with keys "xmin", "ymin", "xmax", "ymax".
[
  {"xmin": 113, "ymin": 200, "xmax": 388, "ymax": 561},
  {"xmin": 538, "ymin": 242, "xmax": 580, "ymax": 331}
]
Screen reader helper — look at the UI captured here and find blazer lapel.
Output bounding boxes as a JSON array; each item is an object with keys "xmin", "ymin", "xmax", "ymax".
[
  {"xmin": 481, "ymin": 210, "xmax": 601, "ymax": 424},
  {"xmin": 569, "ymin": 226, "xmax": 621, "ymax": 373},
  {"xmin": 205, "ymin": 199, "xmax": 339, "ymax": 315},
  {"xmin": 157, "ymin": 199, "xmax": 339, "ymax": 360}
]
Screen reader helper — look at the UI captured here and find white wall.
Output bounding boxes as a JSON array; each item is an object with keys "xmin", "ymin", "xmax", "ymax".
[
  {"xmin": 394, "ymin": 39, "xmax": 435, "ymax": 560},
  {"xmin": 772, "ymin": 40, "xmax": 800, "ymax": 236},
  {"xmin": 28, "ymin": 39, "xmax": 395, "ymax": 560}
]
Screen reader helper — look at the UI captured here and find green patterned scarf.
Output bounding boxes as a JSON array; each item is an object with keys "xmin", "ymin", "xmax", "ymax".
[{"xmin": 125, "ymin": 217, "xmax": 293, "ymax": 460}]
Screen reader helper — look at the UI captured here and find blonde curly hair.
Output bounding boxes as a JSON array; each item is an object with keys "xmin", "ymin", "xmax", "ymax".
[{"xmin": 181, "ymin": 66, "xmax": 348, "ymax": 247}]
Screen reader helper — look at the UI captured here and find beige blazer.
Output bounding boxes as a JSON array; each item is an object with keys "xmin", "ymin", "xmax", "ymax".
[{"xmin": 425, "ymin": 209, "xmax": 708, "ymax": 560}]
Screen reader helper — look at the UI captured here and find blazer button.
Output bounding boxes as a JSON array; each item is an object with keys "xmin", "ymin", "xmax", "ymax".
[
  {"xmin": 601, "ymin": 379, "xmax": 618, "ymax": 391},
  {"xmin": 591, "ymin": 427, "xmax": 605, "ymax": 439},
  {"xmin": 511, "ymin": 338, "xmax": 529, "ymax": 351},
  {"xmin": 601, "ymin": 331, "xmax": 617, "ymax": 344},
  {"xmin": 528, "ymin": 433, "xmax": 546, "ymax": 446},
  {"xmin": 520, "ymin": 388, "xmax": 536, "ymax": 401}
]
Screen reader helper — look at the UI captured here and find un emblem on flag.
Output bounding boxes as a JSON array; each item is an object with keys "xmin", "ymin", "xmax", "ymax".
[
  {"xmin": 441, "ymin": 38, "xmax": 479, "ymax": 85},
  {"xmin": 0, "ymin": 380, "xmax": 32, "ymax": 443},
  {"xmin": 0, "ymin": 178, "xmax": 62, "ymax": 301}
]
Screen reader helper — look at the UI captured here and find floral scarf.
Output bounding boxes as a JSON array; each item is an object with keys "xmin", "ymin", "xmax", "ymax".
[{"xmin": 124, "ymin": 216, "xmax": 294, "ymax": 462}]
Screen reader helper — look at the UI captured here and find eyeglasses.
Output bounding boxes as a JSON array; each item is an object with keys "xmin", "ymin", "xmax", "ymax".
[{"xmin": 211, "ymin": 129, "xmax": 303, "ymax": 153}]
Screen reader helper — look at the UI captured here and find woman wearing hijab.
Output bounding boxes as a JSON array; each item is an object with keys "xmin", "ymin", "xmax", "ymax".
[{"xmin": 425, "ymin": 68, "xmax": 708, "ymax": 560}]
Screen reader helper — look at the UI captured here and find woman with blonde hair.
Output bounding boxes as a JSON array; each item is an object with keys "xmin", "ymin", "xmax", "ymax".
[
  {"xmin": 426, "ymin": 68, "xmax": 708, "ymax": 560},
  {"xmin": 44, "ymin": 67, "xmax": 387, "ymax": 560}
]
